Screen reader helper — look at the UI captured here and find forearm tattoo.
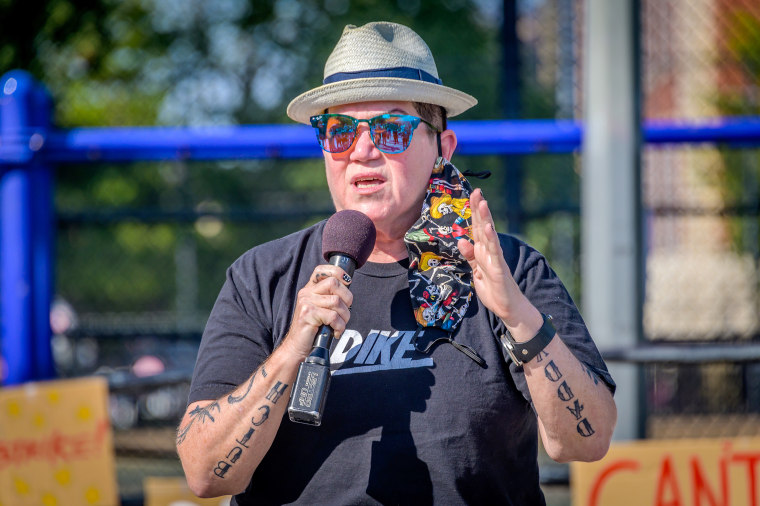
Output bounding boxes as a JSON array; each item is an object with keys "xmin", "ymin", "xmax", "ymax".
[
  {"xmin": 581, "ymin": 363, "xmax": 600, "ymax": 385},
  {"xmin": 540, "ymin": 352, "xmax": 596, "ymax": 437},
  {"xmin": 228, "ymin": 374, "xmax": 257, "ymax": 404},
  {"xmin": 177, "ymin": 363, "xmax": 291, "ymax": 482},
  {"xmin": 176, "ymin": 401, "xmax": 221, "ymax": 445},
  {"xmin": 212, "ymin": 371, "xmax": 289, "ymax": 479}
]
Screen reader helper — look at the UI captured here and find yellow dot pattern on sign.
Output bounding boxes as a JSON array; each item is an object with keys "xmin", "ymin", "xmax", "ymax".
[
  {"xmin": 54, "ymin": 468, "xmax": 72, "ymax": 486},
  {"xmin": 1, "ymin": 380, "xmax": 116, "ymax": 506},
  {"xmin": 84, "ymin": 487, "xmax": 100, "ymax": 504},
  {"xmin": 41, "ymin": 492, "xmax": 58, "ymax": 506},
  {"xmin": 76, "ymin": 406, "xmax": 92, "ymax": 421},
  {"xmin": 13, "ymin": 477, "xmax": 30, "ymax": 495},
  {"xmin": 6, "ymin": 400, "xmax": 21, "ymax": 417}
]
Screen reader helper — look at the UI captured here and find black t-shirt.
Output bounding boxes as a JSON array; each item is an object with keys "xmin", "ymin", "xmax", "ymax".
[{"xmin": 189, "ymin": 220, "xmax": 615, "ymax": 505}]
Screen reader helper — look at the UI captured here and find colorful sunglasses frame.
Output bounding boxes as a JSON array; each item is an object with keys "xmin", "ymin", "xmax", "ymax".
[{"xmin": 310, "ymin": 113, "xmax": 440, "ymax": 154}]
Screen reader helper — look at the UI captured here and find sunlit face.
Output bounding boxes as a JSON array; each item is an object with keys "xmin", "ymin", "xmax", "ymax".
[{"xmin": 322, "ymin": 101, "xmax": 440, "ymax": 238}]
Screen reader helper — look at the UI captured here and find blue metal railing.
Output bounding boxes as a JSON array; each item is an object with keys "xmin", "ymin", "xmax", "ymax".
[
  {"xmin": 13, "ymin": 116, "xmax": 760, "ymax": 163},
  {"xmin": 1, "ymin": 71, "xmax": 55, "ymax": 385},
  {"xmin": 3, "ymin": 69, "xmax": 760, "ymax": 385}
]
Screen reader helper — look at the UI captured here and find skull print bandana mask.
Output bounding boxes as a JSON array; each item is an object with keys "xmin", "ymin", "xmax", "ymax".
[{"xmin": 404, "ymin": 157, "xmax": 474, "ymax": 331}]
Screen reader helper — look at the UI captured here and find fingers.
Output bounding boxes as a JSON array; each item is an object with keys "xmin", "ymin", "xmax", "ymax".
[
  {"xmin": 311, "ymin": 293, "xmax": 352, "ymax": 324},
  {"xmin": 459, "ymin": 188, "xmax": 492, "ymax": 266},
  {"xmin": 309, "ymin": 276, "xmax": 353, "ymax": 312},
  {"xmin": 312, "ymin": 264, "xmax": 353, "ymax": 286},
  {"xmin": 297, "ymin": 297, "xmax": 351, "ymax": 335},
  {"xmin": 469, "ymin": 189, "xmax": 482, "ymax": 244},
  {"xmin": 481, "ymin": 215, "xmax": 502, "ymax": 258},
  {"xmin": 470, "ymin": 189, "xmax": 495, "ymax": 238},
  {"xmin": 283, "ymin": 265, "xmax": 355, "ymax": 358},
  {"xmin": 466, "ymin": 189, "xmax": 510, "ymax": 277},
  {"xmin": 469, "ymin": 189, "xmax": 497, "ymax": 248},
  {"xmin": 300, "ymin": 265, "xmax": 354, "ymax": 331},
  {"xmin": 458, "ymin": 237, "xmax": 475, "ymax": 262}
]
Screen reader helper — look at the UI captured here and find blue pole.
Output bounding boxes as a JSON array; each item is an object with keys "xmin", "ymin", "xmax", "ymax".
[
  {"xmin": 30, "ymin": 81, "xmax": 55, "ymax": 381},
  {"xmin": 0, "ymin": 70, "xmax": 55, "ymax": 385},
  {"xmin": 0, "ymin": 170, "xmax": 33, "ymax": 384},
  {"xmin": 31, "ymin": 162, "xmax": 55, "ymax": 380}
]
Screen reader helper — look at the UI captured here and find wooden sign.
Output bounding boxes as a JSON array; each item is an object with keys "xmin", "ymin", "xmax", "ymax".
[
  {"xmin": 0, "ymin": 376, "xmax": 118, "ymax": 506},
  {"xmin": 572, "ymin": 437, "xmax": 760, "ymax": 506},
  {"xmin": 144, "ymin": 477, "xmax": 231, "ymax": 506}
]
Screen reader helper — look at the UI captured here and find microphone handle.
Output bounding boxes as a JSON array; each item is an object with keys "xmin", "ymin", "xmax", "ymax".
[{"xmin": 287, "ymin": 254, "xmax": 357, "ymax": 426}]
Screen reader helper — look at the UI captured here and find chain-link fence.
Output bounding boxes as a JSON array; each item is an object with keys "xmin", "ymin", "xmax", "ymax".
[
  {"xmin": 35, "ymin": 0, "xmax": 760, "ymax": 503},
  {"xmin": 641, "ymin": 0, "xmax": 760, "ymax": 443}
]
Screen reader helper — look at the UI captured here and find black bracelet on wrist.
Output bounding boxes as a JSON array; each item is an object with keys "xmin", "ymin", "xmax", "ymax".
[{"xmin": 499, "ymin": 313, "xmax": 556, "ymax": 366}]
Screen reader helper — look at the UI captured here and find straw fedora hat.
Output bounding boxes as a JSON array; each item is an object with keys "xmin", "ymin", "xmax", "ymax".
[{"xmin": 286, "ymin": 21, "xmax": 478, "ymax": 124}]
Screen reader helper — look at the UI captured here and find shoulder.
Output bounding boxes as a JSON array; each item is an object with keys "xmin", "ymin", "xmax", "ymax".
[
  {"xmin": 496, "ymin": 232, "xmax": 547, "ymax": 280},
  {"xmin": 229, "ymin": 220, "xmax": 326, "ymax": 281}
]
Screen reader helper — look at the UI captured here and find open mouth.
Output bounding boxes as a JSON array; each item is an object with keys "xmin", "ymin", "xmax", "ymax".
[{"xmin": 353, "ymin": 177, "xmax": 384, "ymax": 189}]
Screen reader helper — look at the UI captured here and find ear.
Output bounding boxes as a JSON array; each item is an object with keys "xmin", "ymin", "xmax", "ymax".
[{"xmin": 439, "ymin": 129, "xmax": 457, "ymax": 160}]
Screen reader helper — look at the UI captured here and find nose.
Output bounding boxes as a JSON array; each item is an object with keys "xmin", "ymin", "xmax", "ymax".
[{"xmin": 350, "ymin": 124, "xmax": 381, "ymax": 161}]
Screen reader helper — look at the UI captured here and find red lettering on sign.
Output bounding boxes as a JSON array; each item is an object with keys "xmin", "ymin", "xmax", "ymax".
[
  {"xmin": 655, "ymin": 455, "xmax": 683, "ymax": 506},
  {"xmin": 589, "ymin": 459, "xmax": 640, "ymax": 506},
  {"xmin": 70, "ymin": 432, "xmax": 91, "ymax": 459},
  {"xmin": 732, "ymin": 451, "xmax": 760, "ymax": 506},
  {"xmin": 690, "ymin": 456, "xmax": 726, "ymax": 506},
  {"xmin": 0, "ymin": 418, "xmax": 109, "ymax": 470},
  {"xmin": 0, "ymin": 444, "xmax": 9, "ymax": 466}
]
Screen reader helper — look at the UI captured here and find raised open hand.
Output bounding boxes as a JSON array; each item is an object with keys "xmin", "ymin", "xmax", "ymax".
[{"xmin": 457, "ymin": 189, "xmax": 541, "ymax": 335}]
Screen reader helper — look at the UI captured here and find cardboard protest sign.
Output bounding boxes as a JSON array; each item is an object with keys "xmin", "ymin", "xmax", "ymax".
[
  {"xmin": 0, "ymin": 376, "xmax": 118, "ymax": 506},
  {"xmin": 144, "ymin": 476, "xmax": 231, "ymax": 506},
  {"xmin": 572, "ymin": 436, "xmax": 760, "ymax": 506}
]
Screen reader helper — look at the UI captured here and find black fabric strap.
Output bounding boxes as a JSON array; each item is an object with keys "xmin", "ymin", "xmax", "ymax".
[
  {"xmin": 461, "ymin": 169, "xmax": 491, "ymax": 179},
  {"xmin": 412, "ymin": 332, "xmax": 486, "ymax": 368},
  {"xmin": 500, "ymin": 313, "xmax": 555, "ymax": 366}
]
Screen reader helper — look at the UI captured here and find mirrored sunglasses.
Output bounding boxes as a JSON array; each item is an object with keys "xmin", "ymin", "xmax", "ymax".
[{"xmin": 310, "ymin": 113, "xmax": 440, "ymax": 154}]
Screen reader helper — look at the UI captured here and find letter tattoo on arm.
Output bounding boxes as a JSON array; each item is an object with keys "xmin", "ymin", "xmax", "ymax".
[
  {"xmin": 228, "ymin": 373, "xmax": 257, "ymax": 404},
  {"xmin": 213, "ymin": 403, "xmax": 275, "ymax": 480},
  {"xmin": 252, "ymin": 405, "xmax": 270, "ymax": 426},
  {"xmin": 265, "ymin": 381, "xmax": 288, "ymax": 404},
  {"xmin": 542, "ymin": 358, "xmax": 597, "ymax": 438}
]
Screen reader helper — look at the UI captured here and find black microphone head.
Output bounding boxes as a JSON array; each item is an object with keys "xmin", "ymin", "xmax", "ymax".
[{"xmin": 322, "ymin": 210, "xmax": 376, "ymax": 268}]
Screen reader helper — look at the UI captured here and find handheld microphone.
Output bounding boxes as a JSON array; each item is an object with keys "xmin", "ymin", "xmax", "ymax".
[{"xmin": 288, "ymin": 210, "xmax": 376, "ymax": 426}]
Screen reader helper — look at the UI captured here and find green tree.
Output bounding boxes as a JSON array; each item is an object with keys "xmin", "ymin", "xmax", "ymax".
[
  {"xmin": 715, "ymin": 8, "xmax": 760, "ymax": 255},
  {"xmin": 2, "ymin": 0, "xmax": 511, "ymax": 322}
]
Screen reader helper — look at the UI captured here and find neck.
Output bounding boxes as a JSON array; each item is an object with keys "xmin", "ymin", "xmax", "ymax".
[{"xmin": 367, "ymin": 224, "xmax": 411, "ymax": 263}]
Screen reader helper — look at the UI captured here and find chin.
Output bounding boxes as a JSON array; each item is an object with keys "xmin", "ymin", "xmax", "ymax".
[{"xmin": 345, "ymin": 202, "xmax": 384, "ymax": 220}]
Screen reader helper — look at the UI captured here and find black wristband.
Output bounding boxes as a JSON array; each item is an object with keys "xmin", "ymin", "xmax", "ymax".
[{"xmin": 499, "ymin": 313, "xmax": 555, "ymax": 366}]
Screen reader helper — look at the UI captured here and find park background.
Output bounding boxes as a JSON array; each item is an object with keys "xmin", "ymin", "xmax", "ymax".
[{"xmin": 2, "ymin": 0, "xmax": 760, "ymax": 504}]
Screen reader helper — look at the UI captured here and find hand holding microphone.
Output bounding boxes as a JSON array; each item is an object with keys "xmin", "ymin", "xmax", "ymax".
[{"xmin": 288, "ymin": 210, "xmax": 376, "ymax": 426}]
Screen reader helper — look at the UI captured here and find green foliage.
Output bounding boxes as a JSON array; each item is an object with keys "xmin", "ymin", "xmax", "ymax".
[
  {"xmin": 2, "ymin": 0, "xmax": 579, "ymax": 322},
  {"xmin": 714, "ymin": 8, "xmax": 760, "ymax": 255},
  {"xmin": 727, "ymin": 11, "xmax": 760, "ymax": 90}
]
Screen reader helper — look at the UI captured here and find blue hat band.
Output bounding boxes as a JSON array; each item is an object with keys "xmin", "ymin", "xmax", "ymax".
[{"xmin": 323, "ymin": 66, "xmax": 442, "ymax": 86}]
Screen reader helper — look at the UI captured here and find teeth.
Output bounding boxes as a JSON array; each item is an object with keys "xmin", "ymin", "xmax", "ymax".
[{"xmin": 354, "ymin": 177, "xmax": 381, "ymax": 188}]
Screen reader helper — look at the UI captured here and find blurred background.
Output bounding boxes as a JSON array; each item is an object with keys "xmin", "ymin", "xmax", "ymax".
[{"xmin": 1, "ymin": 0, "xmax": 760, "ymax": 504}]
